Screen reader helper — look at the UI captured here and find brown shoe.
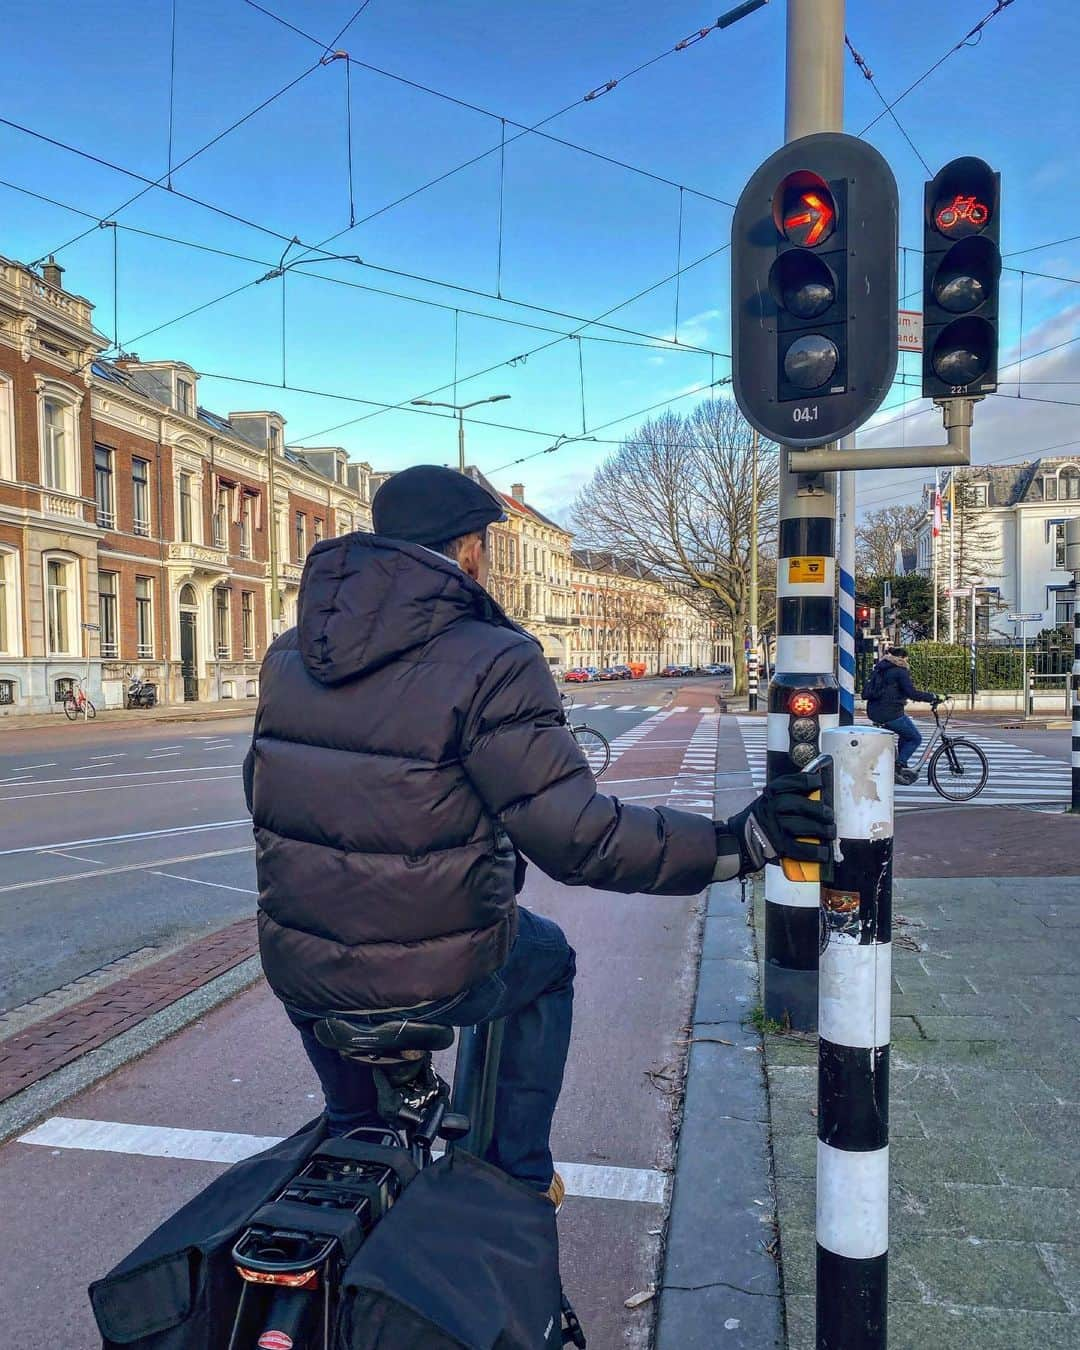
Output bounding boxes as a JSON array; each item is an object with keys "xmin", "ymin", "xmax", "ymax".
[{"xmin": 545, "ymin": 1171, "xmax": 565, "ymax": 1212}]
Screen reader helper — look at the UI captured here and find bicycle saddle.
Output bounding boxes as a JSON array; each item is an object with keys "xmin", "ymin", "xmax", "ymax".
[{"xmin": 313, "ymin": 1016, "xmax": 455, "ymax": 1062}]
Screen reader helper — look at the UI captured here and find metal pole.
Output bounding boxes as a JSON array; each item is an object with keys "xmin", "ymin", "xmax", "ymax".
[
  {"xmin": 267, "ymin": 432, "xmax": 282, "ymax": 638},
  {"xmin": 969, "ymin": 591, "xmax": 978, "ymax": 711},
  {"xmin": 458, "ymin": 408, "xmax": 466, "ymax": 474},
  {"xmin": 932, "ymin": 472, "xmax": 940, "ymax": 643},
  {"xmin": 1021, "ymin": 624, "xmax": 1028, "ymax": 721},
  {"xmin": 749, "ymin": 427, "xmax": 760, "ymax": 712},
  {"xmin": 764, "ymin": 0, "xmax": 844, "ymax": 1031},
  {"xmin": 948, "ymin": 478, "xmax": 956, "ymax": 644},
  {"xmin": 817, "ymin": 727, "xmax": 894, "ymax": 1350},
  {"xmin": 1067, "ymin": 518, "xmax": 1080, "ymax": 811},
  {"xmin": 837, "ymin": 444, "xmax": 857, "ymax": 727}
]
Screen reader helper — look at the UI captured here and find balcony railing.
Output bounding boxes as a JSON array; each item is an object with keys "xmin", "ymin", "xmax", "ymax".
[
  {"xmin": 133, "ymin": 517, "xmax": 150, "ymax": 537},
  {"xmin": 168, "ymin": 542, "xmax": 230, "ymax": 571},
  {"xmin": 42, "ymin": 491, "xmax": 83, "ymax": 520}
]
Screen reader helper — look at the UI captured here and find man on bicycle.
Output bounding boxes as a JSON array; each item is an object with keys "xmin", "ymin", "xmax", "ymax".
[
  {"xmin": 865, "ymin": 645, "xmax": 941, "ymax": 784},
  {"xmin": 245, "ymin": 465, "xmax": 833, "ymax": 1206}
]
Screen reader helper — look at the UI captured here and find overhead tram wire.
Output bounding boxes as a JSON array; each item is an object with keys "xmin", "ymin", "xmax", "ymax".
[
  {"xmin": 859, "ymin": 0, "xmax": 1018, "ymax": 138},
  {"xmin": 845, "ymin": 35, "xmax": 932, "ymax": 176}
]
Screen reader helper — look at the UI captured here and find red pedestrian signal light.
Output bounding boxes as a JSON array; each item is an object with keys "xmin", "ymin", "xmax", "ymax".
[
  {"xmin": 856, "ymin": 605, "xmax": 871, "ymax": 626},
  {"xmin": 922, "ymin": 157, "xmax": 1001, "ymax": 399}
]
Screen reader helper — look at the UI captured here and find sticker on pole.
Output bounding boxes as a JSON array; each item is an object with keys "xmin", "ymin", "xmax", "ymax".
[
  {"xmin": 257, "ymin": 1334, "xmax": 294, "ymax": 1350},
  {"xmin": 788, "ymin": 556, "xmax": 827, "ymax": 584},
  {"xmin": 898, "ymin": 309, "xmax": 923, "ymax": 352}
]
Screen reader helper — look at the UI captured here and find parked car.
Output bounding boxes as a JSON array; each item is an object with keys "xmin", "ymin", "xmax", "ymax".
[
  {"xmin": 700, "ymin": 663, "xmax": 733, "ymax": 677},
  {"xmin": 597, "ymin": 666, "xmax": 626, "ymax": 681},
  {"xmin": 660, "ymin": 664, "xmax": 691, "ymax": 678},
  {"xmin": 564, "ymin": 668, "xmax": 592, "ymax": 683},
  {"xmin": 611, "ymin": 665, "xmax": 634, "ymax": 680}
]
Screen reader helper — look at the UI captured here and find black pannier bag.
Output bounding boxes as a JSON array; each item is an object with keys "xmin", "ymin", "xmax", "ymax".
[
  {"xmin": 336, "ymin": 1149, "xmax": 562, "ymax": 1350},
  {"xmin": 88, "ymin": 1114, "xmax": 329, "ymax": 1348}
]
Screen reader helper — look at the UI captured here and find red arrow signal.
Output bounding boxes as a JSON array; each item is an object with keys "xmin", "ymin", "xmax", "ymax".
[{"xmin": 784, "ymin": 190, "xmax": 835, "ymax": 247}]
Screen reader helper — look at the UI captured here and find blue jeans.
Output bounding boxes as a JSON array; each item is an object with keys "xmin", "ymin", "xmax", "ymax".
[
  {"xmin": 287, "ymin": 908, "xmax": 576, "ymax": 1193},
  {"xmin": 880, "ymin": 714, "xmax": 921, "ymax": 766}
]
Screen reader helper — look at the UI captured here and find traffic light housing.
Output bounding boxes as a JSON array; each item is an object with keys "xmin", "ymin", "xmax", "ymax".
[
  {"xmin": 922, "ymin": 157, "xmax": 1001, "ymax": 399},
  {"xmin": 732, "ymin": 132, "xmax": 898, "ymax": 447}
]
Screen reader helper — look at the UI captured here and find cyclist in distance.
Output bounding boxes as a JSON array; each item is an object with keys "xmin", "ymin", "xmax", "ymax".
[
  {"xmin": 244, "ymin": 465, "xmax": 833, "ymax": 1208},
  {"xmin": 865, "ymin": 644, "xmax": 941, "ymax": 784}
]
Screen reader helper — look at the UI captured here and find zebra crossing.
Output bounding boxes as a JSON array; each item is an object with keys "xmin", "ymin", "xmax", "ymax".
[
  {"xmin": 666, "ymin": 716, "xmax": 721, "ymax": 812},
  {"xmin": 735, "ymin": 716, "xmax": 1071, "ymax": 809}
]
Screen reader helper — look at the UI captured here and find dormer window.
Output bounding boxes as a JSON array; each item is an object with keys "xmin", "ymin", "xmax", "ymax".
[
  {"xmin": 970, "ymin": 483, "xmax": 987, "ymax": 507},
  {"xmin": 269, "ymin": 424, "xmax": 281, "ymax": 453},
  {"xmin": 1060, "ymin": 466, "xmax": 1080, "ymax": 500},
  {"xmin": 176, "ymin": 377, "xmax": 194, "ymax": 417}
]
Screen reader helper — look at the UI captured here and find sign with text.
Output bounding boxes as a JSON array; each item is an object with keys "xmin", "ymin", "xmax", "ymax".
[
  {"xmin": 898, "ymin": 309, "xmax": 923, "ymax": 352},
  {"xmin": 788, "ymin": 556, "xmax": 827, "ymax": 584}
]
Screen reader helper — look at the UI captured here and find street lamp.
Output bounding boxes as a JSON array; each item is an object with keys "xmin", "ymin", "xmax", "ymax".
[{"xmin": 411, "ymin": 395, "xmax": 511, "ymax": 473}]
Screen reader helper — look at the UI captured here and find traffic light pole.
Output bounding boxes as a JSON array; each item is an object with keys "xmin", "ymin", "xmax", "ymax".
[
  {"xmin": 837, "ymin": 447, "xmax": 857, "ymax": 727},
  {"xmin": 749, "ymin": 427, "xmax": 760, "ymax": 712},
  {"xmin": 763, "ymin": 0, "xmax": 844, "ymax": 1030},
  {"xmin": 1067, "ymin": 518, "xmax": 1080, "ymax": 812}
]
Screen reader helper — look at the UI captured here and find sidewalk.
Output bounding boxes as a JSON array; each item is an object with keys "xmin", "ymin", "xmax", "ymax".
[
  {"xmin": 0, "ymin": 697, "xmax": 257, "ymax": 733},
  {"xmin": 760, "ymin": 809, "xmax": 1079, "ymax": 1347}
]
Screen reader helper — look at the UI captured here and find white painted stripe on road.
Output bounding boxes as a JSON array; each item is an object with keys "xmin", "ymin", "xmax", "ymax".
[
  {"xmin": 8, "ymin": 763, "xmax": 57, "ymax": 771},
  {"xmin": 0, "ymin": 764, "xmax": 242, "ymax": 788},
  {"xmin": 43, "ymin": 850, "xmax": 107, "ymax": 865},
  {"xmin": 145, "ymin": 752, "xmax": 184, "ymax": 759},
  {"xmin": 150, "ymin": 870, "xmax": 257, "ymax": 895},
  {"xmin": 0, "ymin": 774, "xmax": 239, "ymax": 802},
  {"xmin": 150, "ymin": 745, "xmax": 185, "ymax": 751},
  {"xmin": 0, "ymin": 819, "xmax": 251, "ymax": 858},
  {"xmin": 0, "ymin": 844, "xmax": 253, "ymax": 893},
  {"xmin": 18, "ymin": 1118, "xmax": 668, "ymax": 1204}
]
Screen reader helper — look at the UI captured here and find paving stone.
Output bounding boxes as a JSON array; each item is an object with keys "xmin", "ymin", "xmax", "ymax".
[
  {"xmin": 654, "ymin": 1284, "xmax": 783, "ymax": 1350},
  {"xmin": 892, "ymin": 1236, "xmax": 1069, "ymax": 1312},
  {"xmin": 887, "ymin": 1304, "xmax": 1080, "ymax": 1350},
  {"xmin": 891, "ymin": 1135, "xmax": 1000, "ymax": 1187},
  {"xmin": 1038, "ymin": 1244, "xmax": 1080, "ymax": 1316},
  {"xmin": 1015, "ymin": 1104, "xmax": 1080, "ymax": 1149},
  {"xmin": 694, "ymin": 958, "xmax": 757, "ymax": 1024},
  {"xmin": 985, "ymin": 1140, "xmax": 1080, "ymax": 1189},
  {"xmin": 946, "ymin": 1184, "xmax": 1080, "ymax": 1243},
  {"xmin": 761, "ymin": 1032, "xmax": 817, "ymax": 1068}
]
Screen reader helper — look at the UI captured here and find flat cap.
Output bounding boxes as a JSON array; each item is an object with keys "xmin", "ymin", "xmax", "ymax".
[{"xmin": 372, "ymin": 465, "xmax": 507, "ymax": 547}]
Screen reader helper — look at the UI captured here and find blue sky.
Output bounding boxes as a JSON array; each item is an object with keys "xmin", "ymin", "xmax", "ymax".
[{"xmin": 3, "ymin": 0, "xmax": 1078, "ymax": 518}]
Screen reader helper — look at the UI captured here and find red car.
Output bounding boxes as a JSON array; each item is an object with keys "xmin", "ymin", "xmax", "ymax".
[{"xmin": 563, "ymin": 668, "xmax": 592, "ymax": 683}]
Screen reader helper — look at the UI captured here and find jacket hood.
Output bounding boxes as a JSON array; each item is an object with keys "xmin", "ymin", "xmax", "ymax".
[{"xmin": 296, "ymin": 534, "xmax": 520, "ymax": 685}]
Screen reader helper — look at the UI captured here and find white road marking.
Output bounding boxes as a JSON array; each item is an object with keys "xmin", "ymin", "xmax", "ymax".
[
  {"xmin": 150, "ymin": 745, "xmax": 185, "ymax": 751},
  {"xmin": 145, "ymin": 751, "xmax": 183, "ymax": 759},
  {"xmin": 150, "ymin": 870, "xmax": 258, "ymax": 895},
  {"xmin": 0, "ymin": 764, "xmax": 242, "ymax": 788},
  {"xmin": 7, "ymin": 763, "xmax": 57, "ymax": 771},
  {"xmin": 43, "ymin": 850, "xmax": 106, "ymax": 865},
  {"xmin": 18, "ymin": 1118, "xmax": 668, "ymax": 1204},
  {"xmin": 0, "ymin": 819, "xmax": 251, "ymax": 858},
  {"xmin": 0, "ymin": 844, "xmax": 253, "ymax": 893},
  {"xmin": 0, "ymin": 774, "xmax": 239, "ymax": 802}
]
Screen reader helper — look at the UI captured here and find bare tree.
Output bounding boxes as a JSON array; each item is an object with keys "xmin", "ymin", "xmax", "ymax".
[
  {"xmin": 855, "ymin": 504, "xmax": 925, "ymax": 578},
  {"xmin": 571, "ymin": 399, "xmax": 778, "ymax": 691}
]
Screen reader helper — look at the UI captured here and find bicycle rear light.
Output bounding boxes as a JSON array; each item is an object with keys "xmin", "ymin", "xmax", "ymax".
[{"xmin": 236, "ymin": 1265, "xmax": 319, "ymax": 1289}]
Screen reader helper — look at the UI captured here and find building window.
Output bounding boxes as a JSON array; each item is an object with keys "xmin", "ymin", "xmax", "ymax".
[
  {"xmin": 0, "ymin": 375, "xmax": 14, "ymax": 480},
  {"xmin": 98, "ymin": 571, "xmax": 118, "ymax": 659},
  {"xmin": 240, "ymin": 495, "xmax": 253, "ymax": 559},
  {"xmin": 42, "ymin": 396, "xmax": 75, "ymax": 492},
  {"xmin": 1044, "ymin": 476, "xmax": 1058, "ymax": 501},
  {"xmin": 241, "ymin": 591, "xmax": 255, "ymax": 658},
  {"xmin": 178, "ymin": 472, "xmax": 195, "ymax": 542},
  {"xmin": 339, "ymin": 510, "xmax": 352, "ymax": 536},
  {"xmin": 212, "ymin": 486, "xmax": 228, "ymax": 549},
  {"xmin": 176, "ymin": 377, "xmax": 194, "ymax": 417},
  {"xmin": 46, "ymin": 557, "xmax": 77, "ymax": 655},
  {"xmin": 0, "ymin": 679, "xmax": 13, "ymax": 705},
  {"xmin": 0, "ymin": 549, "xmax": 18, "ymax": 655},
  {"xmin": 132, "ymin": 458, "xmax": 150, "ymax": 536},
  {"xmin": 1054, "ymin": 590, "xmax": 1075, "ymax": 626},
  {"xmin": 54, "ymin": 676, "xmax": 76, "ymax": 703},
  {"xmin": 214, "ymin": 587, "xmax": 231, "ymax": 658},
  {"xmin": 135, "ymin": 576, "xmax": 154, "ymax": 657},
  {"xmin": 93, "ymin": 445, "xmax": 114, "ymax": 529},
  {"xmin": 295, "ymin": 511, "xmax": 306, "ymax": 560},
  {"xmin": 970, "ymin": 482, "xmax": 988, "ymax": 507},
  {"xmin": 1053, "ymin": 523, "xmax": 1067, "ymax": 569},
  {"xmin": 313, "ymin": 517, "xmax": 324, "ymax": 546},
  {"xmin": 1060, "ymin": 467, "xmax": 1080, "ymax": 501},
  {"xmin": 269, "ymin": 424, "xmax": 281, "ymax": 454}
]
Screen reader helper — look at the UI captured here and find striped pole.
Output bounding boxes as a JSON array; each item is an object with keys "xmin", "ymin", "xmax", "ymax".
[
  {"xmin": 748, "ymin": 640, "xmax": 760, "ymax": 712},
  {"xmin": 837, "ymin": 451, "xmax": 857, "ymax": 727},
  {"xmin": 764, "ymin": 506, "xmax": 839, "ymax": 1030},
  {"xmin": 817, "ymin": 727, "xmax": 895, "ymax": 1350},
  {"xmin": 1068, "ymin": 519, "xmax": 1080, "ymax": 811}
]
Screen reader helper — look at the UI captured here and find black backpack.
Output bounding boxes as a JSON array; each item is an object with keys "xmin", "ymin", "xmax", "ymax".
[{"xmin": 861, "ymin": 666, "xmax": 885, "ymax": 703}]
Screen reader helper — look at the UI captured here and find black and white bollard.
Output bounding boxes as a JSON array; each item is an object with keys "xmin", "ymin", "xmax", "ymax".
[
  {"xmin": 816, "ymin": 727, "xmax": 895, "ymax": 1350},
  {"xmin": 1068, "ymin": 519, "xmax": 1080, "ymax": 813}
]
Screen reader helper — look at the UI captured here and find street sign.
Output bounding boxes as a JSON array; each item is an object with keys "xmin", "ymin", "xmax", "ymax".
[
  {"xmin": 1008, "ymin": 612, "xmax": 1043, "ymax": 622},
  {"xmin": 82, "ymin": 623, "xmax": 101, "ymax": 632},
  {"xmin": 731, "ymin": 132, "xmax": 899, "ymax": 447},
  {"xmin": 947, "ymin": 586, "xmax": 972, "ymax": 598},
  {"xmin": 898, "ymin": 310, "xmax": 923, "ymax": 351}
]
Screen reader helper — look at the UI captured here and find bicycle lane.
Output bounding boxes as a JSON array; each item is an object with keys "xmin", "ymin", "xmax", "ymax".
[{"xmin": 0, "ymin": 709, "xmax": 719, "ymax": 1349}]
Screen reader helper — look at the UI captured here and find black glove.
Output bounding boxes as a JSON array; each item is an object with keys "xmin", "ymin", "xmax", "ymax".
[{"xmin": 720, "ymin": 772, "xmax": 836, "ymax": 875}]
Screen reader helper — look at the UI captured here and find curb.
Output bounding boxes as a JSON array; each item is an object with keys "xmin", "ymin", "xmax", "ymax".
[
  {"xmin": 0, "ymin": 702, "xmax": 256, "ymax": 733},
  {"xmin": 0, "ymin": 956, "xmax": 263, "ymax": 1145}
]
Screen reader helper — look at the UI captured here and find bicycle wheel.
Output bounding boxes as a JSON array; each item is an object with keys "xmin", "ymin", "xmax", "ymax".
[
  {"xmin": 928, "ymin": 737, "xmax": 988, "ymax": 802},
  {"xmin": 572, "ymin": 724, "xmax": 611, "ymax": 778},
  {"xmin": 85, "ymin": 698, "xmax": 97, "ymax": 719},
  {"xmin": 63, "ymin": 694, "xmax": 79, "ymax": 721}
]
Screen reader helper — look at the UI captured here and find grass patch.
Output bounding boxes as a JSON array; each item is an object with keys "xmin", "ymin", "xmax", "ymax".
[{"xmin": 747, "ymin": 1002, "xmax": 785, "ymax": 1035}]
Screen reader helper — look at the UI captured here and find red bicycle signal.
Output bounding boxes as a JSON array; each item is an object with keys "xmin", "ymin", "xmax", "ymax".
[{"xmin": 935, "ymin": 193, "xmax": 990, "ymax": 235}]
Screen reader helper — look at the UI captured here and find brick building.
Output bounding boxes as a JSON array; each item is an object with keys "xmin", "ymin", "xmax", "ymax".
[{"xmin": 0, "ymin": 254, "xmax": 372, "ymax": 716}]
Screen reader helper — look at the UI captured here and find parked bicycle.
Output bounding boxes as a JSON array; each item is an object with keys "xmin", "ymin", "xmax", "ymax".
[
  {"xmin": 900, "ymin": 696, "xmax": 989, "ymax": 802},
  {"xmin": 227, "ymin": 1019, "xmax": 586, "ymax": 1349},
  {"xmin": 62, "ymin": 681, "xmax": 96, "ymax": 721},
  {"xmin": 560, "ymin": 692, "xmax": 611, "ymax": 778}
]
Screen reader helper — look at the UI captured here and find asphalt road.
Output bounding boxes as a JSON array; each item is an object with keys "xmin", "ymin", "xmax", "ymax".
[{"xmin": 1, "ymin": 691, "xmax": 722, "ymax": 1347}]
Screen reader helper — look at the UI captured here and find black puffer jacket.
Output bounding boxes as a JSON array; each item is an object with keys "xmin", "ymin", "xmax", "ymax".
[
  {"xmin": 246, "ymin": 535, "xmax": 718, "ymax": 1013},
  {"xmin": 866, "ymin": 657, "xmax": 935, "ymax": 724}
]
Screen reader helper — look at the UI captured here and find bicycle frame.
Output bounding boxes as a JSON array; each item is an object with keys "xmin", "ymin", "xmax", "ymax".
[{"xmin": 900, "ymin": 699, "xmax": 953, "ymax": 775}]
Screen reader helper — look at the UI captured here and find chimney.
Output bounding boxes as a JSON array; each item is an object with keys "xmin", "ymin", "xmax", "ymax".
[
  {"xmin": 511, "ymin": 483, "xmax": 525, "ymax": 504},
  {"xmin": 41, "ymin": 255, "xmax": 65, "ymax": 290}
]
